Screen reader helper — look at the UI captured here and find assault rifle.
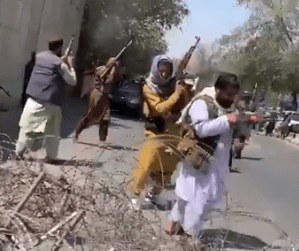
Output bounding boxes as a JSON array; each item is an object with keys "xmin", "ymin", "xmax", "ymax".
[
  {"xmin": 97, "ymin": 40, "xmax": 133, "ymax": 82},
  {"xmin": 174, "ymin": 36, "xmax": 201, "ymax": 82}
]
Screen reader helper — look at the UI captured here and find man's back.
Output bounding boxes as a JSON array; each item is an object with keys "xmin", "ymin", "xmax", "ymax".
[{"xmin": 26, "ymin": 51, "xmax": 66, "ymax": 106}]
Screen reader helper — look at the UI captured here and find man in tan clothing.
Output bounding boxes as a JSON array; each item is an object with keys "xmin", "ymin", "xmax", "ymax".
[{"xmin": 74, "ymin": 58, "xmax": 122, "ymax": 142}]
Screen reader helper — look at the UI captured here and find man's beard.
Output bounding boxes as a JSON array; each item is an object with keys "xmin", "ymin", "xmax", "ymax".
[
  {"xmin": 223, "ymin": 102, "xmax": 233, "ymax": 109},
  {"xmin": 57, "ymin": 50, "xmax": 63, "ymax": 57},
  {"xmin": 218, "ymin": 99, "xmax": 233, "ymax": 109}
]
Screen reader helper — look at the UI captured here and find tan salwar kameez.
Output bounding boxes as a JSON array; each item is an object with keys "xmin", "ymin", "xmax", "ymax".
[
  {"xmin": 75, "ymin": 63, "xmax": 121, "ymax": 142},
  {"xmin": 130, "ymin": 84, "xmax": 191, "ymax": 196}
]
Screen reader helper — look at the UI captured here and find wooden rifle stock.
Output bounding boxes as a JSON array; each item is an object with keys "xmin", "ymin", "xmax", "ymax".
[{"xmin": 174, "ymin": 36, "xmax": 200, "ymax": 82}]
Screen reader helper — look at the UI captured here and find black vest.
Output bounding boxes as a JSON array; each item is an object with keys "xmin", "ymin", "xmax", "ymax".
[
  {"xmin": 26, "ymin": 51, "xmax": 66, "ymax": 106},
  {"xmin": 177, "ymin": 95, "xmax": 221, "ymax": 170}
]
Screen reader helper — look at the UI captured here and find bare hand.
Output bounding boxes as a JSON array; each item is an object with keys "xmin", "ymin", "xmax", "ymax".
[
  {"xmin": 175, "ymin": 81, "xmax": 187, "ymax": 94},
  {"xmin": 107, "ymin": 57, "xmax": 117, "ymax": 67},
  {"xmin": 226, "ymin": 113, "xmax": 239, "ymax": 125},
  {"xmin": 61, "ymin": 53, "xmax": 67, "ymax": 63},
  {"xmin": 249, "ymin": 113, "xmax": 262, "ymax": 124},
  {"xmin": 61, "ymin": 50, "xmax": 74, "ymax": 67},
  {"xmin": 67, "ymin": 54, "xmax": 74, "ymax": 68}
]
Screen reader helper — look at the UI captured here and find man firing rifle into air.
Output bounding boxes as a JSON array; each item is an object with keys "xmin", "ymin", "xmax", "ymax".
[
  {"xmin": 74, "ymin": 40, "xmax": 132, "ymax": 143},
  {"xmin": 129, "ymin": 37, "xmax": 200, "ymax": 208}
]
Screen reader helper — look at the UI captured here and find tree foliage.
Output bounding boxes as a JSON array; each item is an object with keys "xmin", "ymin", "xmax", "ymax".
[
  {"xmin": 218, "ymin": 0, "xmax": 299, "ymax": 94},
  {"xmin": 76, "ymin": 0, "xmax": 188, "ymax": 79}
]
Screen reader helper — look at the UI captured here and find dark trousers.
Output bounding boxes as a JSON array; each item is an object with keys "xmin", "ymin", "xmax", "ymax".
[
  {"xmin": 229, "ymin": 147, "xmax": 233, "ymax": 170},
  {"xmin": 99, "ymin": 120, "xmax": 109, "ymax": 141},
  {"xmin": 75, "ymin": 89, "xmax": 110, "ymax": 142},
  {"xmin": 75, "ymin": 115, "xmax": 109, "ymax": 142}
]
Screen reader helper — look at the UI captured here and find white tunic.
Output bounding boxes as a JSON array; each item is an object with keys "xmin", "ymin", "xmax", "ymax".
[{"xmin": 171, "ymin": 99, "xmax": 233, "ymax": 236}]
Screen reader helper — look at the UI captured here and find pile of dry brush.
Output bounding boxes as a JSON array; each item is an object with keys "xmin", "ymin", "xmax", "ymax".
[{"xmin": 0, "ymin": 160, "xmax": 174, "ymax": 251}]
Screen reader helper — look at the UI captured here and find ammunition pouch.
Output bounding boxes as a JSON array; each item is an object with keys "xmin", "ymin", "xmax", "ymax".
[
  {"xmin": 177, "ymin": 94, "xmax": 220, "ymax": 171},
  {"xmin": 177, "ymin": 122, "xmax": 219, "ymax": 171}
]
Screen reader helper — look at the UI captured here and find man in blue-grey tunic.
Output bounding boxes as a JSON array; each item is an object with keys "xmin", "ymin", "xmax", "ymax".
[{"xmin": 16, "ymin": 38, "xmax": 77, "ymax": 163}]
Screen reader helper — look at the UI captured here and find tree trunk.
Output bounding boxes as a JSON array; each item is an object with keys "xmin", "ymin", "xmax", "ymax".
[{"xmin": 292, "ymin": 91, "xmax": 298, "ymax": 111}]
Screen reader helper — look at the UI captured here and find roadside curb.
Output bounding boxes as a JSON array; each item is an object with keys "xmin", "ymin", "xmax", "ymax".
[
  {"xmin": 286, "ymin": 133, "xmax": 299, "ymax": 147},
  {"xmin": 273, "ymin": 131, "xmax": 299, "ymax": 147}
]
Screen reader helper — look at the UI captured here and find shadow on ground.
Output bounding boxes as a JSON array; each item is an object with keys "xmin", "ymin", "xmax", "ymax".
[
  {"xmin": 0, "ymin": 107, "xmax": 23, "ymax": 142},
  {"xmin": 60, "ymin": 96, "xmax": 89, "ymax": 138},
  {"xmin": 229, "ymin": 168, "xmax": 242, "ymax": 173},
  {"xmin": 77, "ymin": 141, "xmax": 139, "ymax": 152},
  {"xmin": 239, "ymin": 157, "xmax": 264, "ymax": 161},
  {"xmin": 61, "ymin": 96, "xmax": 143, "ymax": 137},
  {"xmin": 15, "ymin": 157, "xmax": 104, "ymax": 168},
  {"xmin": 200, "ymin": 228, "xmax": 269, "ymax": 250}
]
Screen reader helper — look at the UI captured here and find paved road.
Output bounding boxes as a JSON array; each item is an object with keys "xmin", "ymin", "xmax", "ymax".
[
  {"xmin": 55, "ymin": 115, "xmax": 145, "ymax": 184},
  {"xmin": 79, "ymin": 116, "xmax": 299, "ymax": 246},
  {"xmin": 227, "ymin": 135, "xmax": 299, "ymax": 244},
  {"xmin": 2, "ymin": 103, "xmax": 299, "ymax": 246}
]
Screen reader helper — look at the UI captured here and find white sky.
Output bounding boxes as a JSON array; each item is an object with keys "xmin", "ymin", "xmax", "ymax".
[{"xmin": 165, "ymin": 0, "xmax": 250, "ymax": 58}]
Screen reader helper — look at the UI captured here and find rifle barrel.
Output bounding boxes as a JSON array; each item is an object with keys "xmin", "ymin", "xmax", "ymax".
[
  {"xmin": 175, "ymin": 36, "xmax": 201, "ymax": 81},
  {"xmin": 115, "ymin": 40, "xmax": 133, "ymax": 60},
  {"xmin": 99, "ymin": 40, "xmax": 133, "ymax": 79},
  {"xmin": 66, "ymin": 35, "xmax": 75, "ymax": 56}
]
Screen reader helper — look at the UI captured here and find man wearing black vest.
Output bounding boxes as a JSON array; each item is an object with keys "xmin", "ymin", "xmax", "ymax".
[{"xmin": 16, "ymin": 38, "xmax": 77, "ymax": 163}]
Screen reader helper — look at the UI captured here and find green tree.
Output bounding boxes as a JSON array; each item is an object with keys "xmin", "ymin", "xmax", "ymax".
[
  {"xmin": 218, "ymin": 0, "xmax": 299, "ymax": 95},
  {"xmin": 75, "ymin": 0, "xmax": 189, "ymax": 92}
]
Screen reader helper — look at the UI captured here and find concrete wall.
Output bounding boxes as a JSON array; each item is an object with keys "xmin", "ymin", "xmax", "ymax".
[{"xmin": 0, "ymin": 0, "xmax": 85, "ymax": 109}]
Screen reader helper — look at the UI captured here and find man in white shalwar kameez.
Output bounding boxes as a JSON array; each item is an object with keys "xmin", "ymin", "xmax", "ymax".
[{"xmin": 168, "ymin": 73, "xmax": 260, "ymax": 237}]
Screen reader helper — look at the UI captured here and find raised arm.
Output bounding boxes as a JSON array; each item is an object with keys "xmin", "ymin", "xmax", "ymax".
[
  {"xmin": 143, "ymin": 83, "xmax": 186, "ymax": 116},
  {"xmin": 60, "ymin": 62, "xmax": 77, "ymax": 86}
]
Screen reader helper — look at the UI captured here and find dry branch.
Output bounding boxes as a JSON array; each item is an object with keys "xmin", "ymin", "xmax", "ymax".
[
  {"xmin": 52, "ymin": 210, "xmax": 85, "ymax": 251},
  {"xmin": 11, "ymin": 172, "xmax": 45, "ymax": 217},
  {"xmin": 38, "ymin": 211, "xmax": 79, "ymax": 244}
]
